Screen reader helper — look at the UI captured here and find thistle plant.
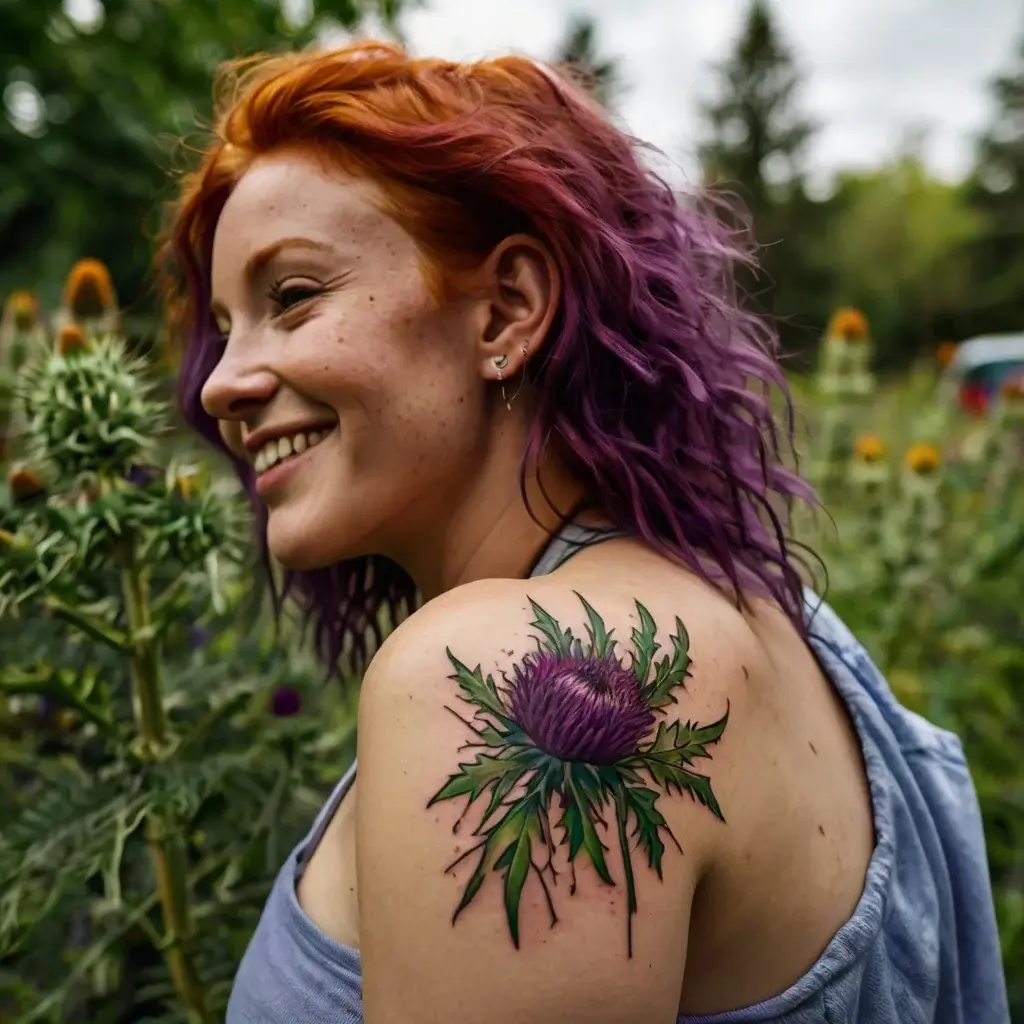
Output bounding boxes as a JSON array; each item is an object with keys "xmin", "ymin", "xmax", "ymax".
[
  {"xmin": 0, "ymin": 273, "xmax": 348, "ymax": 1022},
  {"xmin": 813, "ymin": 308, "xmax": 877, "ymax": 496}
]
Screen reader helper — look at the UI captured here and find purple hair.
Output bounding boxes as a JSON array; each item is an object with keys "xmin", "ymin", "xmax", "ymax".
[{"xmin": 166, "ymin": 43, "xmax": 817, "ymax": 677}]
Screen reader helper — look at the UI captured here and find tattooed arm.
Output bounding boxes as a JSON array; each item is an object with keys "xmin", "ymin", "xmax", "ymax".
[{"xmin": 356, "ymin": 582, "xmax": 738, "ymax": 1024}]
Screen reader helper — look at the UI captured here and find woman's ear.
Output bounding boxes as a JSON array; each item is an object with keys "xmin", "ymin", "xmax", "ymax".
[{"xmin": 475, "ymin": 234, "xmax": 560, "ymax": 383}]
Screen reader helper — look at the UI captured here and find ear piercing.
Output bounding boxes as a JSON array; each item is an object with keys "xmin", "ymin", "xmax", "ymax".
[{"xmin": 491, "ymin": 350, "xmax": 526, "ymax": 411}]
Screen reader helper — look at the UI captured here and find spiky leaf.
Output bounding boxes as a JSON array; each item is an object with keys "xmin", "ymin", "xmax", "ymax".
[
  {"xmin": 630, "ymin": 601, "xmax": 660, "ymax": 686},
  {"xmin": 576, "ymin": 591, "xmax": 615, "ymax": 658},
  {"xmin": 445, "ymin": 651, "xmax": 507, "ymax": 719},
  {"xmin": 527, "ymin": 598, "xmax": 574, "ymax": 657},
  {"xmin": 644, "ymin": 617, "xmax": 691, "ymax": 708}
]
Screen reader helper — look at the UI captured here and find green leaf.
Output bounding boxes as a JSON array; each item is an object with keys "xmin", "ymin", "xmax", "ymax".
[
  {"xmin": 445, "ymin": 650, "xmax": 507, "ymax": 719},
  {"xmin": 575, "ymin": 591, "xmax": 615, "ymax": 658},
  {"xmin": 644, "ymin": 617, "xmax": 692, "ymax": 708},
  {"xmin": 497, "ymin": 815, "xmax": 534, "ymax": 948},
  {"xmin": 428, "ymin": 751, "xmax": 518, "ymax": 807},
  {"xmin": 621, "ymin": 785, "xmax": 669, "ymax": 876},
  {"xmin": 528, "ymin": 598, "xmax": 574, "ymax": 657},
  {"xmin": 561, "ymin": 766, "xmax": 613, "ymax": 884},
  {"xmin": 625, "ymin": 707, "xmax": 729, "ymax": 820},
  {"xmin": 630, "ymin": 601, "xmax": 660, "ymax": 686}
]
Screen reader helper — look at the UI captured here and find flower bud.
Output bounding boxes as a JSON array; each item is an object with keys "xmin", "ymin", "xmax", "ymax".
[
  {"xmin": 56, "ymin": 324, "xmax": 88, "ymax": 355},
  {"xmin": 63, "ymin": 259, "xmax": 117, "ymax": 321},
  {"xmin": 7, "ymin": 463, "xmax": 46, "ymax": 502}
]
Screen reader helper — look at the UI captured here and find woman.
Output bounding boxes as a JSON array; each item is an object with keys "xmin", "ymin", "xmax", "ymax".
[{"xmin": 165, "ymin": 42, "xmax": 1007, "ymax": 1024}]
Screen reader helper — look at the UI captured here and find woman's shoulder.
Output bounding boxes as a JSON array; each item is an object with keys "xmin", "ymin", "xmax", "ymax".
[{"xmin": 353, "ymin": 570, "xmax": 779, "ymax": 1022}]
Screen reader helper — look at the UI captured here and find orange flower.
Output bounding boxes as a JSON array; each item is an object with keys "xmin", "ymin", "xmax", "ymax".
[
  {"xmin": 4, "ymin": 290, "xmax": 39, "ymax": 331},
  {"xmin": 7, "ymin": 464, "xmax": 46, "ymax": 501},
  {"xmin": 854, "ymin": 433, "xmax": 885, "ymax": 462},
  {"xmin": 936, "ymin": 341, "xmax": 958, "ymax": 368},
  {"xmin": 56, "ymin": 324, "xmax": 88, "ymax": 354},
  {"xmin": 1001, "ymin": 373, "xmax": 1024, "ymax": 401},
  {"xmin": 63, "ymin": 258, "xmax": 116, "ymax": 320},
  {"xmin": 904, "ymin": 442, "xmax": 941, "ymax": 475},
  {"xmin": 828, "ymin": 307, "xmax": 869, "ymax": 342}
]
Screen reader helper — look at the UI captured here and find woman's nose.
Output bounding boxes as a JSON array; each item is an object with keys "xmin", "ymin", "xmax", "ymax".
[{"xmin": 200, "ymin": 351, "xmax": 279, "ymax": 424}]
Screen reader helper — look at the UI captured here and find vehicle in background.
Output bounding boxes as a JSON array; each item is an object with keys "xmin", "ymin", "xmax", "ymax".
[{"xmin": 946, "ymin": 334, "xmax": 1024, "ymax": 415}]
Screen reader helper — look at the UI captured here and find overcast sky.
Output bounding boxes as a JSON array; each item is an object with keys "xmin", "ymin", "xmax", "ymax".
[{"xmin": 380, "ymin": 0, "xmax": 1023, "ymax": 192}]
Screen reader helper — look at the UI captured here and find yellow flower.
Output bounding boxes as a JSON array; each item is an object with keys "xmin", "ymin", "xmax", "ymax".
[
  {"xmin": 828, "ymin": 307, "xmax": 869, "ymax": 342},
  {"xmin": 904, "ymin": 442, "xmax": 941, "ymax": 475},
  {"xmin": 936, "ymin": 341, "xmax": 958, "ymax": 368},
  {"xmin": 56, "ymin": 324, "xmax": 88, "ymax": 354},
  {"xmin": 4, "ymin": 290, "xmax": 39, "ymax": 331},
  {"xmin": 854, "ymin": 433, "xmax": 886, "ymax": 463},
  {"xmin": 175, "ymin": 471, "xmax": 199, "ymax": 500},
  {"xmin": 63, "ymin": 258, "xmax": 116, "ymax": 320}
]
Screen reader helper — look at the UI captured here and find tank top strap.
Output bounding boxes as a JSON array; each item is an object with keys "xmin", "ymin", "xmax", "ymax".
[{"xmin": 528, "ymin": 523, "xmax": 627, "ymax": 578}]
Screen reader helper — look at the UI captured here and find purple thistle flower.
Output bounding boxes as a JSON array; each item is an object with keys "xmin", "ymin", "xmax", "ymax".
[
  {"xmin": 508, "ymin": 650, "xmax": 654, "ymax": 764},
  {"xmin": 124, "ymin": 463, "xmax": 161, "ymax": 488},
  {"xmin": 270, "ymin": 685, "xmax": 302, "ymax": 718}
]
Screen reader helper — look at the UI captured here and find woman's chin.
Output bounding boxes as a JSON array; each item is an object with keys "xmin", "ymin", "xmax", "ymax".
[{"xmin": 265, "ymin": 511, "xmax": 372, "ymax": 572}]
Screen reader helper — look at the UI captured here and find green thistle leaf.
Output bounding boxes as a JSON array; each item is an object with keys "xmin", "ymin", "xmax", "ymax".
[
  {"xmin": 624, "ymin": 707, "xmax": 729, "ymax": 820},
  {"xmin": 644, "ymin": 616, "xmax": 691, "ymax": 708},
  {"xmin": 527, "ymin": 598, "xmax": 574, "ymax": 657},
  {"xmin": 630, "ymin": 601, "xmax": 660, "ymax": 685},
  {"xmin": 561, "ymin": 765, "xmax": 613, "ymax": 884},
  {"xmin": 445, "ymin": 650, "xmax": 507, "ymax": 719},
  {"xmin": 428, "ymin": 753, "xmax": 515, "ymax": 806},
  {"xmin": 575, "ymin": 591, "xmax": 615, "ymax": 658},
  {"xmin": 621, "ymin": 784, "xmax": 670, "ymax": 876},
  {"xmin": 494, "ymin": 807, "xmax": 535, "ymax": 948}
]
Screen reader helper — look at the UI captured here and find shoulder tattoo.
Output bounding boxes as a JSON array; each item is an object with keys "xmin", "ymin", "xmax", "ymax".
[{"xmin": 427, "ymin": 593, "xmax": 729, "ymax": 956}]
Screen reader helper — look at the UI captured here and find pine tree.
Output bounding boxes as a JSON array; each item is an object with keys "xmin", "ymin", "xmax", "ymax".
[
  {"xmin": 697, "ymin": 0, "xmax": 819, "ymax": 331},
  {"xmin": 968, "ymin": 27, "xmax": 1024, "ymax": 332},
  {"xmin": 698, "ymin": 0, "xmax": 814, "ymax": 219},
  {"xmin": 553, "ymin": 14, "xmax": 621, "ymax": 109}
]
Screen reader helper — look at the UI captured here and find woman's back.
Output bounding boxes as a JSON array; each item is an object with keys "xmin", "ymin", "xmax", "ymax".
[{"xmin": 229, "ymin": 531, "xmax": 1008, "ymax": 1023}]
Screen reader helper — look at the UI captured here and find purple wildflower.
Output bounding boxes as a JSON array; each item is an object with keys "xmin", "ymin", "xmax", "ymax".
[
  {"xmin": 508, "ymin": 650, "xmax": 654, "ymax": 764},
  {"xmin": 187, "ymin": 625, "xmax": 210, "ymax": 650},
  {"xmin": 124, "ymin": 463, "xmax": 161, "ymax": 488},
  {"xmin": 270, "ymin": 685, "xmax": 302, "ymax": 718}
]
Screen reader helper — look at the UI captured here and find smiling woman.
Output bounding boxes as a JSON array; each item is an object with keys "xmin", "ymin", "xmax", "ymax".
[{"xmin": 161, "ymin": 40, "xmax": 1007, "ymax": 1024}]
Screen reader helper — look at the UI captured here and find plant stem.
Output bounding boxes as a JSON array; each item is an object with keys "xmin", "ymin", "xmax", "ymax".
[{"xmin": 120, "ymin": 540, "xmax": 210, "ymax": 1024}]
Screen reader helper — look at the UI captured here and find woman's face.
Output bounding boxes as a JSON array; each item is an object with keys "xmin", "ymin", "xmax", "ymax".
[{"xmin": 203, "ymin": 151, "xmax": 496, "ymax": 571}]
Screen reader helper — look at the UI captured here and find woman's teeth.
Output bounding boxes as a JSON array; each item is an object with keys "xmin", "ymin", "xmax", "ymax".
[{"xmin": 253, "ymin": 428, "xmax": 330, "ymax": 474}]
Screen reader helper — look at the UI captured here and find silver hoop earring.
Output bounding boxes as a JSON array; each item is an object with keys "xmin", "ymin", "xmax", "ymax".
[{"xmin": 505, "ymin": 345, "xmax": 528, "ymax": 410}]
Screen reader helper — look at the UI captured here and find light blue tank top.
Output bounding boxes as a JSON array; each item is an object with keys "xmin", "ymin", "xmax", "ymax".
[{"xmin": 227, "ymin": 527, "xmax": 1009, "ymax": 1023}]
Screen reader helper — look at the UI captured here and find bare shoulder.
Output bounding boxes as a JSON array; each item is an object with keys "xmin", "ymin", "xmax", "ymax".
[{"xmin": 355, "ymin": 575, "xmax": 758, "ymax": 1024}]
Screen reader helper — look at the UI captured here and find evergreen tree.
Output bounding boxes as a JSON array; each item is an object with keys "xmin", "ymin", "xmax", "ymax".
[
  {"xmin": 698, "ymin": 0, "xmax": 814, "ymax": 216},
  {"xmin": 553, "ymin": 14, "xmax": 621, "ymax": 109},
  {"xmin": 967, "ymin": 27, "xmax": 1024, "ymax": 333},
  {"xmin": 697, "ymin": 0, "xmax": 819, "ymax": 339}
]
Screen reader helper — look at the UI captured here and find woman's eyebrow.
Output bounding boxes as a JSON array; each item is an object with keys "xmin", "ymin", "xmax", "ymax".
[{"xmin": 210, "ymin": 237, "xmax": 334, "ymax": 315}]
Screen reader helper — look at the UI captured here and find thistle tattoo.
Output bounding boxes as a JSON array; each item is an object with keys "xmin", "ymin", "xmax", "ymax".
[{"xmin": 428, "ymin": 594, "xmax": 729, "ymax": 956}]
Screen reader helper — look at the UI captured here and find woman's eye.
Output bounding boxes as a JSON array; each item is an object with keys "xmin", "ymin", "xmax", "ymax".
[{"xmin": 270, "ymin": 284, "xmax": 320, "ymax": 312}]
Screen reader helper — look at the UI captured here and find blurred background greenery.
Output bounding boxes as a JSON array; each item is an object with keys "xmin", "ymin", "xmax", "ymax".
[{"xmin": 0, "ymin": 0, "xmax": 1022, "ymax": 1020}]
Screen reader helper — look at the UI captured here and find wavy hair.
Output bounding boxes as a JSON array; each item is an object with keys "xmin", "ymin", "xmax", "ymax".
[{"xmin": 162, "ymin": 41, "xmax": 817, "ymax": 675}]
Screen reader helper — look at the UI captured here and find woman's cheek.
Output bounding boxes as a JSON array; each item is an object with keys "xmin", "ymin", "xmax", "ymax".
[{"xmin": 219, "ymin": 419, "xmax": 245, "ymax": 458}]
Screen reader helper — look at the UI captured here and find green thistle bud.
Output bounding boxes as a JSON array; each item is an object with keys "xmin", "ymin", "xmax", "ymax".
[{"xmin": 19, "ymin": 337, "xmax": 165, "ymax": 478}]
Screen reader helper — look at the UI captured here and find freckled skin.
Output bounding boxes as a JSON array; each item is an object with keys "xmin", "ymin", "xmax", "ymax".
[{"xmin": 201, "ymin": 152, "xmax": 492, "ymax": 572}]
